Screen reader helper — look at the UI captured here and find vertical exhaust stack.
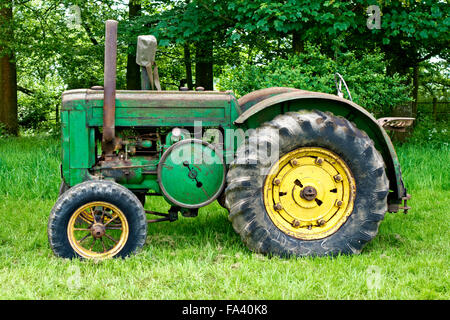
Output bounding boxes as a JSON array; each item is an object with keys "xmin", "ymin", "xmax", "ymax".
[{"xmin": 102, "ymin": 20, "xmax": 118, "ymax": 157}]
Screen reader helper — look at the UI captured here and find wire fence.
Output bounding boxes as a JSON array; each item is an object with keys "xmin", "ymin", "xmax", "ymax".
[{"xmin": 417, "ymin": 101, "xmax": 450, "ymax": 121}]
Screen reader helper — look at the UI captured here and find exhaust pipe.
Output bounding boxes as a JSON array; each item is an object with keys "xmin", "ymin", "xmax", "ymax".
[{"xmin": 102, "ymin": 20, "xmax": 118, "ymax": 156}]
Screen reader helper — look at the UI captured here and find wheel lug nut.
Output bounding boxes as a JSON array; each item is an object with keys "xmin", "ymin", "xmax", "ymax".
[
  {"xmin": 317, "ymin": 219, "xmax": 326, "ymax": 226},
  {"xmin": 315, "ymin": 158, "xmax": 324, "ymax": 165},
  {"xmin": 290, "ymin": 159, "xmax": 298, "ymax": 166},
  {"xmin": 335, "ymin": 200, "xmax": 343, "ymax": 207},
  {"xmin": 334, "ymin": 174, "xmax": 342, "ymax": 182},
  {"xmin": 273, "ymin": 178, "xmax": 281, "ymax": 186},
  {"xmin": 274, "ymin": 203, "xmax": 283, "ymax": 211},
  {"xmin": 292, "ymin": 220, "xmax": 300, "ymax": 228}
]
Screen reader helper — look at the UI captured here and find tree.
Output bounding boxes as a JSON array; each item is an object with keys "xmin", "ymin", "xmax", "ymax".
[
  {"xmin": 217, "ymin": 45, "xmax": 410, "ymax": 117},
  {"xmin": 371, "ymin": 0, "xmax": 450, "ymax": 117},
  {"xmin": 126, "ymin": 0, "xmax": 142, "ymax": 90},
  {"xmin": 0, "ymin": 0, "xmax": 18, "ymax": 135},
  {"xmin": 223, "ymin": 0, "xmax": 449, "ymax": 117}
]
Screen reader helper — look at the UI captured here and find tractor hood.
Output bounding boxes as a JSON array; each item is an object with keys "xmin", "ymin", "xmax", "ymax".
[{"xmin": 61, "ymin": 89, "xmax": 239, "ymax": 128}]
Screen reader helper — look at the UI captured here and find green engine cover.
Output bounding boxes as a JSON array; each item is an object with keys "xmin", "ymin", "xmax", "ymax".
[{"xmin": 157, "ymin": 139, "xmax": 226, "ymax": 208}]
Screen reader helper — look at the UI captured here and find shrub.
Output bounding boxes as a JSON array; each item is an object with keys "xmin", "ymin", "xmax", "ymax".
[
  {"xmin": 406, "ymin": 113, "xmax": 449, "ymax": 147},
  {"xmin": 0, "ymin": 123, "xmax": 10, "ymax": 138},
  {"xmin": 217, "ymin": 44, "xmax": 411, "ymax": 117}
]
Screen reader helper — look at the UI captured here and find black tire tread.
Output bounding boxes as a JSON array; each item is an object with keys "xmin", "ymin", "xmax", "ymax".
[
  {"xmin": 48, "ymin": 180, "xmax": 147, "ymax": 259},
  {"xmin": 225, "ymin": 110, "xmax": 389, "ymax": 257}
]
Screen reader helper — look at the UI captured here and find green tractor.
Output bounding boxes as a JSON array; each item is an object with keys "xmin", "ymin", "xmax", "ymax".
[{"xmin": 48, "ymin": 20, "xmax": 412, "ymax": 260}]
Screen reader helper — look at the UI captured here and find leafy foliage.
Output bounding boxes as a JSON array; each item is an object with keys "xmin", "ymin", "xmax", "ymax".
[
  {"xmin": 0, "ymin": 0, "xmax": 447, "ymax": 135},
  {"xmin": 217, "ymin": 45, "xmax": 411, "ymax": 117},
  {"xmin": 406, "ymin": 113, "xmax": 449, "ymax": 147}
]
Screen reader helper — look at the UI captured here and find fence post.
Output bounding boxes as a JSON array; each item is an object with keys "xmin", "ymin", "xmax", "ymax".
[{"xmin": 432, "ymin": 97, "xmax": 437, "ymax": 121}]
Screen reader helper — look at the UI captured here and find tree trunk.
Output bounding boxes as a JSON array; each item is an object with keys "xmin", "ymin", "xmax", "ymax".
[
  {"xmin": 411, "ymin": 65, "xmax": 419, "ymax": 118},
  {"xmin": 184, "ymin": 43, "xmax": 193, "ymax": 90},
  {"xmin": 195, "ymin": 41, "xmax": 213, "ymax": 90},
  {"xmin": 126, "ymin": 0, "xmax": 142, "ymax": 90},
  {"xmin": 432, "ymin": 97, "xmax": 437, "ymax": 121},
  {"xmin": 292, "ymin": 31, "xmax": 303, "ymax": 54},
  {"xmin": 0, "ymin": 2, "xmax": 17, "ymax": 135}
]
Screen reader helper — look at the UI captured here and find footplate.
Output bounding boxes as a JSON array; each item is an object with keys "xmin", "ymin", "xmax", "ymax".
[{"xmin": 377, "ymin": 117, "xmax": 415, "ymax": 132}]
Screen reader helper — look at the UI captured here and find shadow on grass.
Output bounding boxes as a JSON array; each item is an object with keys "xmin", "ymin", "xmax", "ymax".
[
  {"xmin": 142, "ymin": 197, "xmax": 412, "ymax": 258},
  {"xmin": 143, "ymin": 201, "xmax": 246, "ymax": 253}
]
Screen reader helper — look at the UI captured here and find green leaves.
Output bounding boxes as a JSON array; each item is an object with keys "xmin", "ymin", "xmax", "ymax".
[
  {"xmin": 7, "ymin": 0, "xmax": 449, "ymax": 135},
  {"xmin": 217, "ymin": 45, "xmax": 411, "ymax": 117}
]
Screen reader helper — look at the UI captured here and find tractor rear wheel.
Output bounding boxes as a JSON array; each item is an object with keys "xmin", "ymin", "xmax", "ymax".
[
  {"xmin": 225, "ymin": 110, "xmax": 389, "ymax": 257},
  {"xmin": 48, "ymin": 180, "xmax": 147, "ymax": 259}
]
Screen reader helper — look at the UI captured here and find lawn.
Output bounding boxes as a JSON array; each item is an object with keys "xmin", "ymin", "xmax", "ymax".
[{"xmin": 0, "ymin": 136, "xmax": 448, "ymax": 299}]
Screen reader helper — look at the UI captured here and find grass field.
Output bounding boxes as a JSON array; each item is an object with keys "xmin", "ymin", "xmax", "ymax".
[{"xmin": 0, "ymin": 136, "xmax": 448, "ymax": 299}]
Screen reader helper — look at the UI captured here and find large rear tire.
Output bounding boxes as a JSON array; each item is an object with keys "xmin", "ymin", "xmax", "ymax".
[{"xmin": 225, "ymin": 110, "xmax": 389, "ymax": 257}]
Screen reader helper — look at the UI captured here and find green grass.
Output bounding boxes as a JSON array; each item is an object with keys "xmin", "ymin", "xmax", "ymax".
[{"xmin": 0, "ymin": 136, "xmax": 448, "ymax": 299}]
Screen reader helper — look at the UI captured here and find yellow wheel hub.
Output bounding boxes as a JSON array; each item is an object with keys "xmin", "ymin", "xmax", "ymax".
[
  {"xmin": 264, "ymin": 147, "xmax": 356, "ymax": 240},
  {"xmin": 67, "ymin": 202, "xmax": 129, "ymax": 259}
]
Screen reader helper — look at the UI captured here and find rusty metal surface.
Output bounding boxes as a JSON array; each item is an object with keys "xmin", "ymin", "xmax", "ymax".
[
  {"xmin": 377, "ymin": 117, "xmax": 415, "ymax": 132},
  {"xmin": 235, "ymin": 90, "xmax": 380, "ymax": 125},
  {"xmin": 145, "ymin": 208, "xmax": 179, "ymax": 223},
  {"xmin": 62, "ymin": 89, "xmax": 234, "ymax": 105},
  {"xmin": 102, "ymin": 20, "xmax": 118, "ymax": 155},
  {"xmin": 237, "ymin": 87, "xmax": 304, "ymax": 113},
  {"xmin": 388, "ymin": 194, "xmax": 411, "ymax": 214}
]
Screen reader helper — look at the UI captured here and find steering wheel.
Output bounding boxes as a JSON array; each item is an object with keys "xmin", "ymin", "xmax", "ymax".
[{"xmin": 334, "ymin": 73, "xmax": 353, "ymax": 102}]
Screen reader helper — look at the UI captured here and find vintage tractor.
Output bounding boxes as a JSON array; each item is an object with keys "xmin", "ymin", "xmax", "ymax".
[{"xmin": 48, "ymin": 20, "xmax": 412, "ymax": 260}]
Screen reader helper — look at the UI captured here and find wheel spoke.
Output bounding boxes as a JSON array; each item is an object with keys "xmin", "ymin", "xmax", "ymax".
[
  {"xmin": 105, "ymin": 226, "xmax": 123, "ymax": 230},
  {"xmin": 89, "ymin": 238, "xmax": 97, "ymax": 251},
  {"xmin": 78, "ymin": 233, "xmax": 91, "ymax": 244},
  {"xmin": 104, "ymin": 215, "xmax": 119, "ymax": 227},
  {"xmin": 90, "ymin": 207, "xmax": 95, "ymax": 222},
  {"xmin": 65, "ymin": 199, "xmax": 132, "ymax": 259},
  {"xmin": 100, "ymin": 207, "xmax": 106, "ymax": 223},
  {"xmin": 100, "ymin": 238, "xmax": 107, "ymax": 253},
  {"xmin": 104, "ymin": 233, "xmax": 119, "ymax": 244}
]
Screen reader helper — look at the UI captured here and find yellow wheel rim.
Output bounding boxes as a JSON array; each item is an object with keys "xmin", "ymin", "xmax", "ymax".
[
  {"xmin": 67, "ymin": 202, "xmax": 129, "ymax": 259},
  {"xmin": 263, "ymin": 147, "xmax": 356, "ymax": 240}
]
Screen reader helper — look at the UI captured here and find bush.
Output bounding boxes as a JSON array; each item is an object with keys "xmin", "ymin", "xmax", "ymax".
[
  {"xmin": 406, "ymin": 113, "xmax": 449, "ymax": 147},
  {"xmin": 217, "ymin": 44, "xmax": 411, "ymax": 117},
  {"xmin": 17, "ymin": 86, "xmax": 60, "ymax": 136},
  {"xmin": 0, "ymin": 123, "xmax": 11, "ymax": 138}
]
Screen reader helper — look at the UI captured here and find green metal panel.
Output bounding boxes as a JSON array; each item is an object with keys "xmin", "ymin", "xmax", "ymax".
[
  {"xmin": 67, "ymin": 111, "xmax": 92, "ymax": 186},
  {"xmin": 61, "ymin": 110, "xmax": 70, "ymax": 184},
  {"xmin": 89, "ymin": 127, "xmax": 96, "ymax": 167},
  {"xmin": 158, "ymin": 139, "xmax": 226, "ymax": 208},
  {"xmin": 89, "ymin": 106, "xmax": 227, "ymax": 127},
  {"xmin": 60, "ymin": 89, "xmax": 241, "ymax": 193},
  {"xmin": 62, "ymin": 90, "xmax": 235, "ymax": 128},
  {"xmin": 69, "ymin": 111, "xmax": 90, "ymax": 169}
]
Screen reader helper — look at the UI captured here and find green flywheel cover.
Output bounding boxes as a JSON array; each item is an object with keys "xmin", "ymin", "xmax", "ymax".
[{"xmin": 157, "ymin": 139, "xmax": 226, "ymax": 208}]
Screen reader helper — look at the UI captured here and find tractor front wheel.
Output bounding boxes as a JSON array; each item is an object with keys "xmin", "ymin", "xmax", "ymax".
[
  {"xmin": 48, "ymin": 180, "xmax": 147, "ymax": 259},
  {"xmin": 225, "ymin": 110, "xmax": 389, "ymax": 257}
]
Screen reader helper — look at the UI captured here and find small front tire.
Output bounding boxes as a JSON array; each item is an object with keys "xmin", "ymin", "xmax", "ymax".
[{"xmin": 48, "ymin": 180, "xmax": 148, "ymax": 259}]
